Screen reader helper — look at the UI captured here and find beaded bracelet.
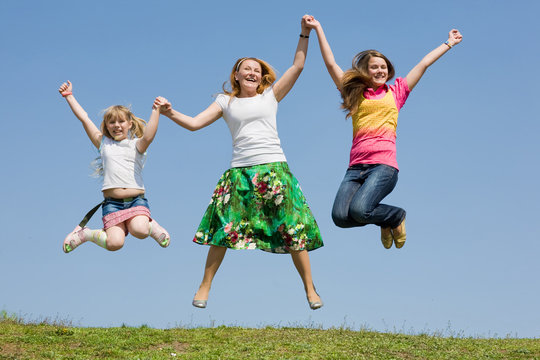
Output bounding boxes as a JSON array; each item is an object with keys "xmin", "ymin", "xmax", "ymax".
[{"xmin": 299, "ymin": 34, "xmax": 309, "ymax": 38}]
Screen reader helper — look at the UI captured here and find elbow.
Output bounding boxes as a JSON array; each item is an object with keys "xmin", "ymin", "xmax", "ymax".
[
  {"xmin": 293, "ymin": 63, "xmax": 305, "ymax": 72},
  {"xmin": 185, "ymin": 124, "xmax": 199, "ymax": 132},
  {"xmin": 419, "ymin": 60, "xmax": 432, "ymax": 70}
]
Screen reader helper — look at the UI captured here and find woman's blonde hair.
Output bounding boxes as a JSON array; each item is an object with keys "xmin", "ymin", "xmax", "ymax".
[
  {"xmin": 222, "ymin": 57, "xmax": 277, "ymax": 98},
  {"xmin": 340, "ymin": 50, "xmax": 395, "ymax": 118},
  {"xmin": 100, "ymin": 105, "xmax": 146, "ymax": 139}
]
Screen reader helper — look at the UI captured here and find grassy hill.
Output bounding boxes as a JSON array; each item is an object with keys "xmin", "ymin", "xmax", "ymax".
[{"xmin": 1, "ymin": 315, "xmax": 539, "ymax": 359}]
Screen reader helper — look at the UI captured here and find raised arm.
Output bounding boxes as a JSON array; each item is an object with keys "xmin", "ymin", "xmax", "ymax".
[
  {"xmin": 272, "ymin": 15, "xmax": 312, "ymax": 102},
  {"xmin": 136, "ymin": 97, "xmax": 167, "ymax": 153},
  {"xmin": 405, "ymin": 29, "xmax": 463, "ymax": 91},
  {"xmin": 156, "ymin": 97, "xmax": 222, "ymax": 132},
  {"xmin": 304, "ymin": 16, "xmax": 344, "ymax": 89},
  {"xmin": 58, "ymin": 81, "xmax": 102, "ymax": 148}
]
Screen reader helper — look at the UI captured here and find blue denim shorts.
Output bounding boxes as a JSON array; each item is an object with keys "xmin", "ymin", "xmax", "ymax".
[{"xmin": 102, "ymin": 195, "xmax": 150, "ymax": 217}]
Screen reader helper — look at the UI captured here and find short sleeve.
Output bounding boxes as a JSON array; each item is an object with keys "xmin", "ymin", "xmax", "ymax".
[
  {"xmin": 389, "ymin": 77, "xmax": 411, "ymax": 111},
  {"xmin": 215, "ymin": 93, "xmax": 229, "ymax": 110},
  {"xmin": 262, "ymin": 85, "xmax": 277, "ymax": 103}
]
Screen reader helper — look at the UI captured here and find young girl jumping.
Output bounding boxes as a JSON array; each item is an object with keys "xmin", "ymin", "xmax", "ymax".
[
  {"xmin": 157, "ymin": 15, "xmax": 324, "ymax": 309},
  {"xmin": 59, "ymin": 81, "xmax": 170, "ymax": 253},
  {"xmin": 305, "ymin": 16, "xmax": 462, "ymax": 249}
]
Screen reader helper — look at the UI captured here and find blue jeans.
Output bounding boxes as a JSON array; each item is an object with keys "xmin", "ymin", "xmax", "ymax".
[{"xmin": 332, "ymin": 164, "xmax": 405, "ymax": 229}]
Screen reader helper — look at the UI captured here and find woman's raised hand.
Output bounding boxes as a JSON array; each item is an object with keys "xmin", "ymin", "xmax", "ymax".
[{"xmin": 448, "ymin": 29, "xmax": 463, "ymax": 47}]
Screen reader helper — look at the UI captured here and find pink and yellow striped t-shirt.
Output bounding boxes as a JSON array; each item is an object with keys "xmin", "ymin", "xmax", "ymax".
[{"xmin": 349, "ymin": 77, "xmax": 410, "ymax": 170}]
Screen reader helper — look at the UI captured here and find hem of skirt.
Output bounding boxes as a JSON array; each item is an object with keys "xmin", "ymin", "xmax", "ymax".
[
  {"xmin": 192, "ymin": 239, "xmax": 323, "ymax": 253},
  {"xmin": 103, "ymin": 206, "xmax": 151, "ymax": 235}
]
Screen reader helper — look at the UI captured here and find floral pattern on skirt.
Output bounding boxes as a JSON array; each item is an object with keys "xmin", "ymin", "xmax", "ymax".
[{"xmin": 193, "ymin": 162, "xmax": 323, "ymax": 253}]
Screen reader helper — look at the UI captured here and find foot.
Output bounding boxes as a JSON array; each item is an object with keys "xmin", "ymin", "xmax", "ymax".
[
  {"xmin": 380, "ymin": 227, "xmax": 393, "ymax": 249},
  {"xmin": 306, "ymin": 290, "xmax": 323, "ymax": 310},
  {"xmin": 392, "ymin": 218, "xmax": 406, "ymax": 249},
  {"xmin": 63, "ymin": 226, "xmax": 87, "ymax": 253},
  {"xmin": 192, "ymin": 299, "xmax": 207, "ymax": 308},
  {"xmin": 192, "ymin": 287, "xmax": 209, "ymax": 309},
  {"xmin": 149, "ymin": 220, "xmax": 170, "ymax": 248}
]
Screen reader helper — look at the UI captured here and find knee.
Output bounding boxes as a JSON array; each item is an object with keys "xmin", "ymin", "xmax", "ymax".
[
  {"xmin": 331, "ymin": 210, "xmax": 350, "ymax": 228},
  {"xmin": 129, "ymin": 228, "xmax": 148, "ymax": 239},
  {"xmin": 127, "ymin": 218, "xmax": 150, "ymax": 239},
  {"xmin": 106, "ymin": 238, "xmax": 124, "ymax": 251}
]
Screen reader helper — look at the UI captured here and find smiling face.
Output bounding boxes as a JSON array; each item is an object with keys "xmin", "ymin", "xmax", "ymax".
[
  {"xmin": 367, "ymin": 56, "xmax": 388, "ymax": 90},
  {"xmin": 105, "ymin": 114, "xmax": 132, "ymax": 141},
  {"xmin": 235, "ymin": 59, "xmax": 262, "ymax": 96}
]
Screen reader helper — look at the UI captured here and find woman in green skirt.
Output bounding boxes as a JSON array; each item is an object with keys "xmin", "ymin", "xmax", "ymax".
[{"xmin": 157, "ymin": 15, "xmax": 324, "ymax": 310}]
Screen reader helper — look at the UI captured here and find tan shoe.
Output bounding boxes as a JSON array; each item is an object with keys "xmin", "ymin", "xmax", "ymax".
[
  {"xmin": 392, "ymin": 218, "xmax": 406, "ymax": 249},
  {"xmin": 380, "ymin": 227, "xmax": 393, "ymax": 249}
]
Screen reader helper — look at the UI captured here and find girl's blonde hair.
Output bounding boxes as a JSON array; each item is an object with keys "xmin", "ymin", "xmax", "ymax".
[
  {"xmin": 340, "ymin": 50, "xmax": 395, "ymax": 118},
  {"xmin": 222, "ymin": 57, "xmax": 276, "ymax": 98},
  {"xmin": 92, "ymin": 105, "xmax": 146, "ymax": 177},
  {"xmin": 100, "ymin": 105, "xmax": 146, "ymax": 139}
]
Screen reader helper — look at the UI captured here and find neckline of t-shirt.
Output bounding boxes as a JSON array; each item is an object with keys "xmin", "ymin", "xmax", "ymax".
[{"xmin": 234, "ymin": 93, "xmax": 261, "ymax": 100}]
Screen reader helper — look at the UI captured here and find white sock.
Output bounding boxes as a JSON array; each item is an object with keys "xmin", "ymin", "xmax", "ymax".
[{"xmin": 83, "ymin": 228, "xmax": 107, "ymax": 249}]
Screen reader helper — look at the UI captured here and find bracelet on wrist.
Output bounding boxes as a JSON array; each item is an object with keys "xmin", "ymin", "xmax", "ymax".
[
  {"xmin": 299, "ymin": 34, "xmax": 309, "ymax": 39},
  {"xmin": 444, "ymin": 40, "xmax": 453, "ymax": 49},
  {"xmin": 61, "ymin": 91, "xmax": 72, "ymax": 97}
]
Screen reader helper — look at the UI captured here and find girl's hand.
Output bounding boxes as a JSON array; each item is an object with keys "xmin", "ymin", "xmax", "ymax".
[
  {"xmin": 448, "ymin": 29, "xmax": 463, "ymax": 47},
  {"xmin": 58, "ymin": 80, "xmax": 73, "ymax": 96},
  {"xmin": 153, "ymin": 96, "xmax": 172, "ymax": 113},
  {"xmin": 303, "ymin": 15, "xmax": 320, "ymax": 29}
]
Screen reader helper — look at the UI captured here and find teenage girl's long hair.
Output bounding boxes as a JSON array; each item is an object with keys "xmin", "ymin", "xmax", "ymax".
[
  {"xmin": 340, "ymin": 50, "xmax": 395, "ymax": 118},
  {"xmin": 100, "ymin": 105, "xmax": 146, "ymax": 139},
  {"xmin": 222, "ymin": 57, "xmax": 277, "ymax": 98}
]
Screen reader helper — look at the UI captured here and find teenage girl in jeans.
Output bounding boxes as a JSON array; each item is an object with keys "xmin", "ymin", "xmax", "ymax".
[{"xmin": 304, "ymin": 16, "xmax": 462, "ymax": 249}]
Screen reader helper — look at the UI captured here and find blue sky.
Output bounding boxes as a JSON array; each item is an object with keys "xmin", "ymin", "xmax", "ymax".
[{"xmin": 1, "ymin": 0, "xmax": 539, "ymax": 338}]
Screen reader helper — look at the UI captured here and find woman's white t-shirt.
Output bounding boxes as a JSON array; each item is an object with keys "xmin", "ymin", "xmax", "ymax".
[{"xmin": 215, "ymin": 86, "xmax": 287, "ymax": 168}]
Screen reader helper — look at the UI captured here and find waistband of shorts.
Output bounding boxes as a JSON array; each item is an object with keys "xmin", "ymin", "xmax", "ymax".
[{"xmin": 104, "ymin": 194, "xmax": 145, "ymax": 202}]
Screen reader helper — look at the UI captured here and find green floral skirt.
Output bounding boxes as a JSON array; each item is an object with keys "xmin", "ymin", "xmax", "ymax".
[{"xmin": 193, "ymin": 162, "xmax": 323, "ymax": 253}]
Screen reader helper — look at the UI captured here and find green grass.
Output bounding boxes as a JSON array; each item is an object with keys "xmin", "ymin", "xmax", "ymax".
[{"xmin": 1, "ymin": 312, "xmax": 539, "ymax": 359}]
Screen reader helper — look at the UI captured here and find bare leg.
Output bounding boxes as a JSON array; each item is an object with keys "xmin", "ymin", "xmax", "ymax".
[
  {"xmin": 194, "ymin": 245, "xmax": 227, "ymax": 301},
  {"xmin": 104, "ymin": 225, "xmax": 126, "ymax": 251},
  {"xmin": 126, "ymin": 215, "xmax": 150, "ymax": 239},
  {"xmin": 290, "ymin": 250, "xmax": 321, "ymax": 305},
  {"xmin": 127, "ymin": 216, "xmax": 170, "ymax": 247}
]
